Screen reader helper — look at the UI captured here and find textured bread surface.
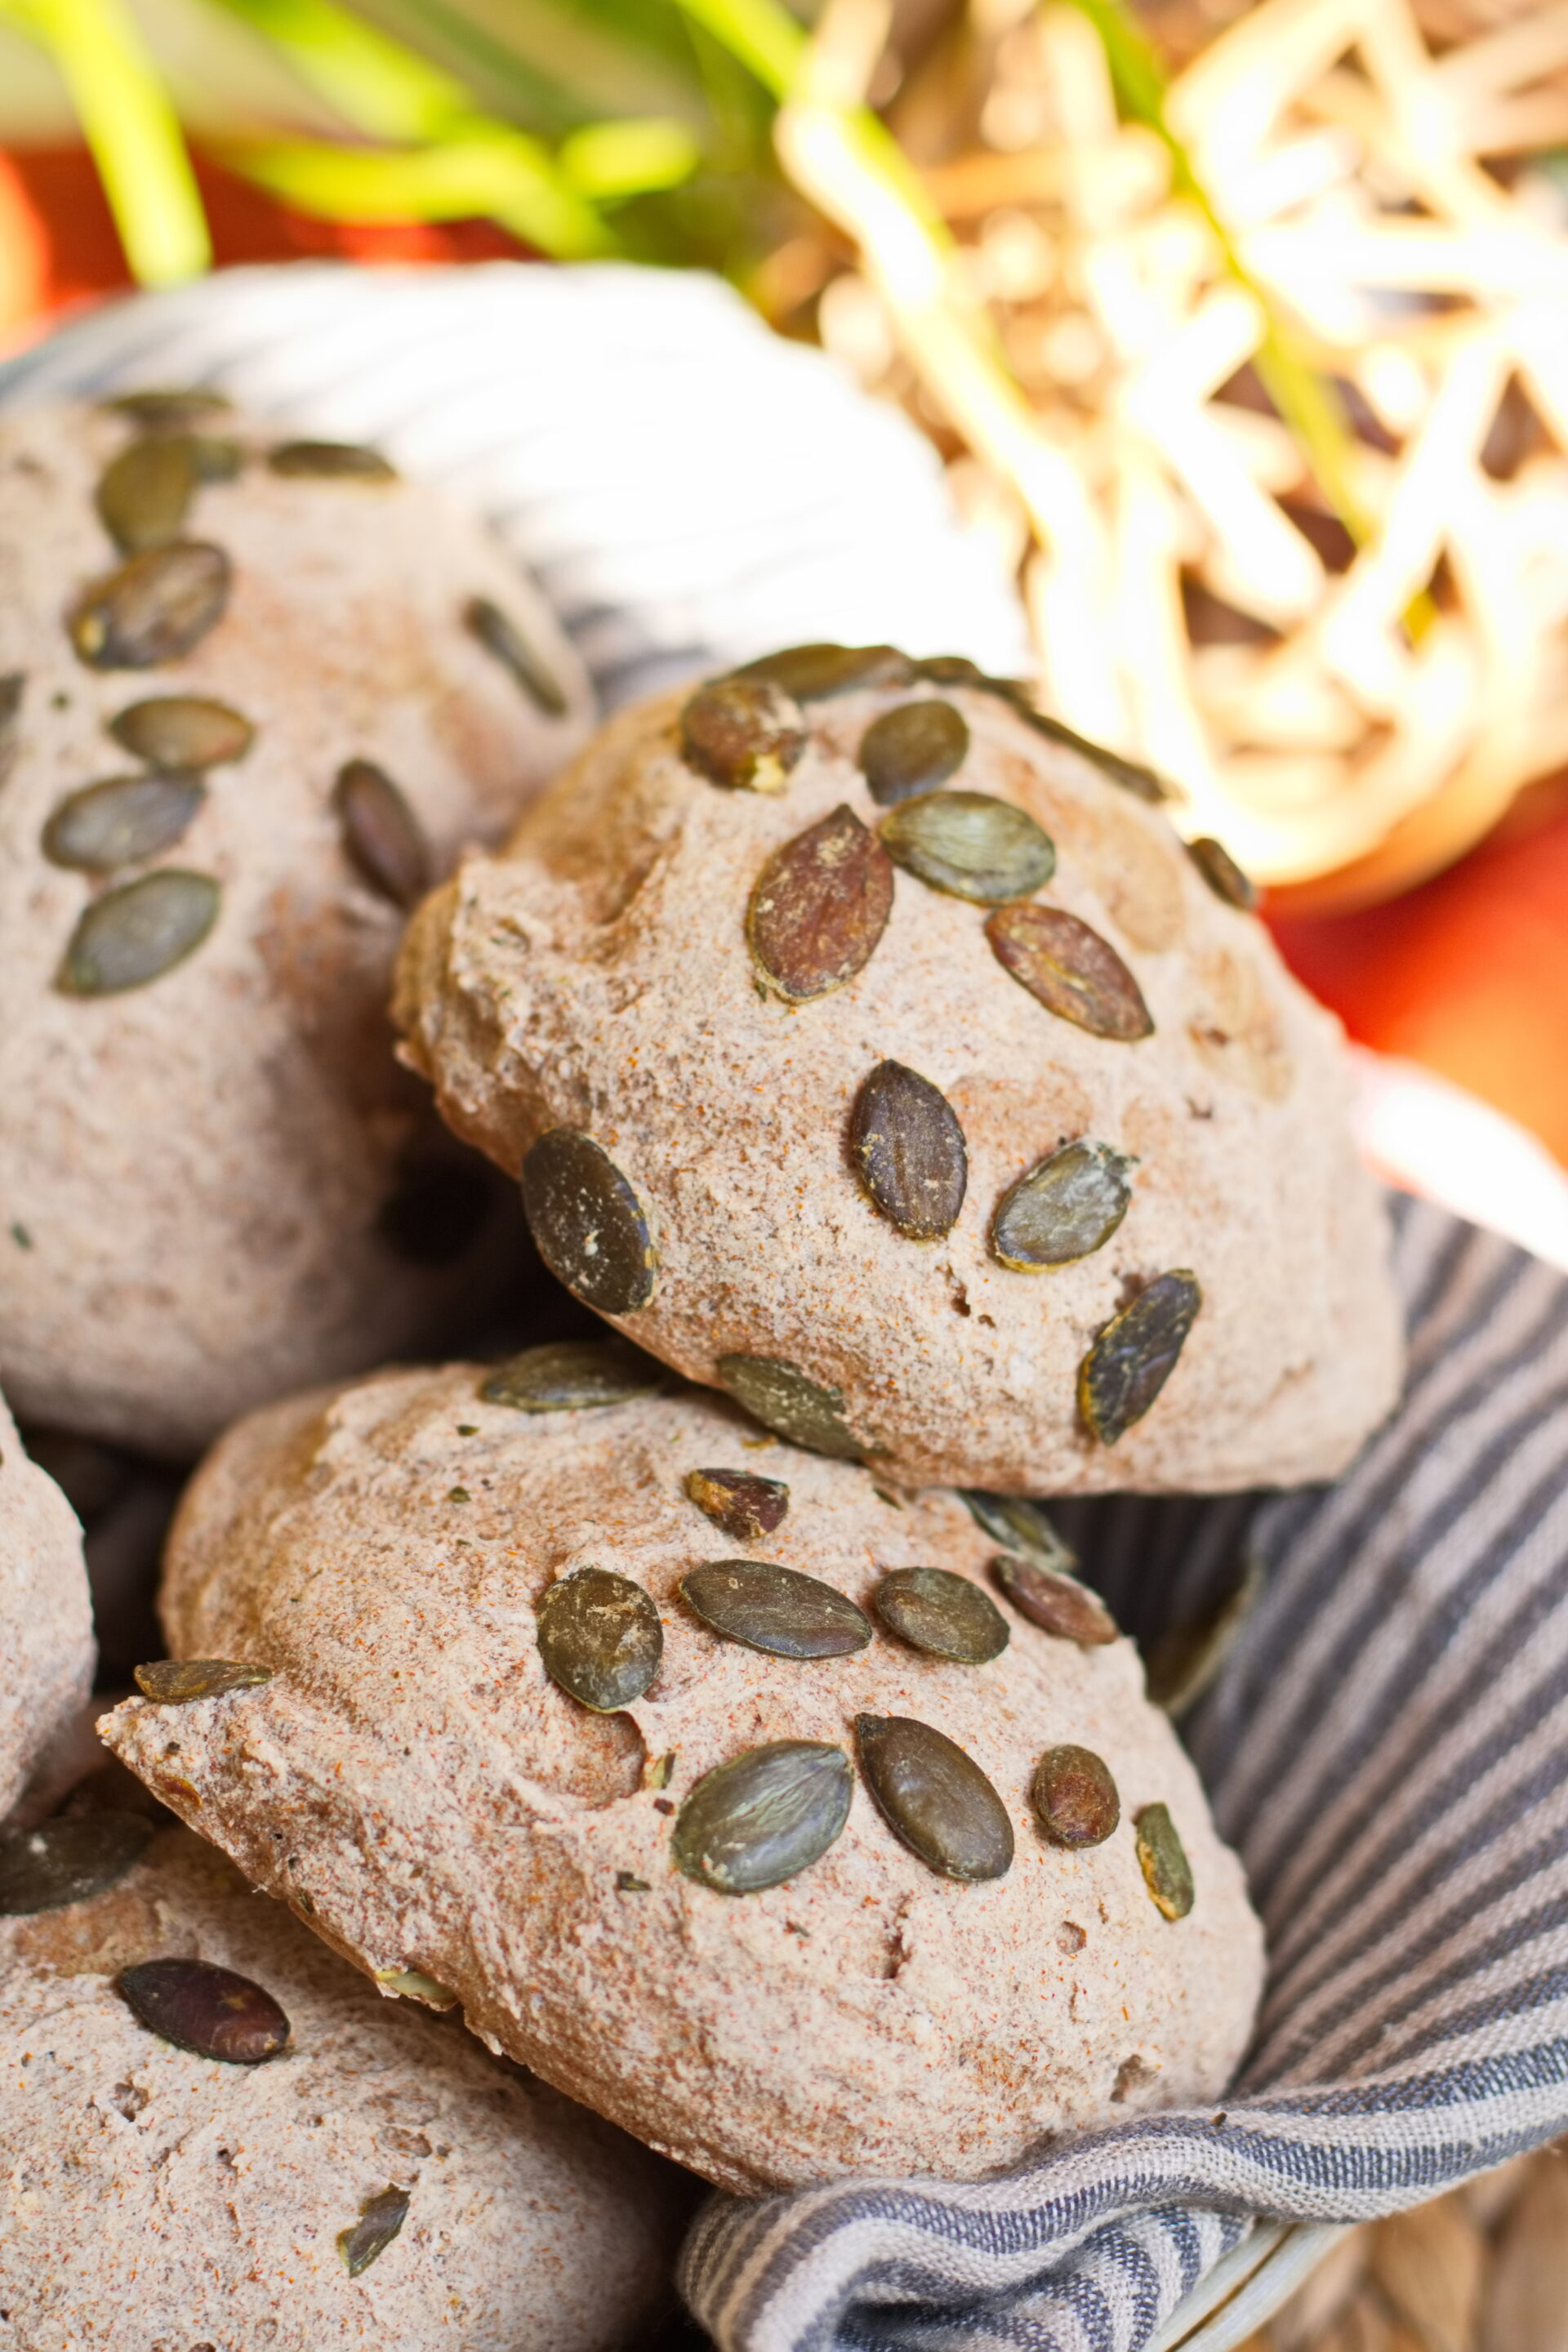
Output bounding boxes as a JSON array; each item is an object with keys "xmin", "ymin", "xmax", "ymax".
[{"xmin": 0, "ymin": 1383, "xmax": 96, "ymax": 1822}]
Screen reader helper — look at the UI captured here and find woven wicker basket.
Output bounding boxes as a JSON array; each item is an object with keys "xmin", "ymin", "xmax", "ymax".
[{"xmin": 1153, "ymin": 2223, "xmax": 1350, "ymax": 2350}]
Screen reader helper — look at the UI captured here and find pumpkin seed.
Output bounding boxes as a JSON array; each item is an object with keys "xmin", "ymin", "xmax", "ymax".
[
  {"xmin": 42, "ymin": 771, "xmax": 204, "ymax": 872},
  {"xmin": 463, "ymin": 595, "xmax": 569, "ymax": 717},
  {"xmin": 1187, "ymin": 835, "xmax": 1258, "ymax": 911},
  {"xmin": 339, "ymin": 2185, "xmax": 409, "ymax": 2278},
  {"xmin": 684, "ymin": 1468, "xmax": 789, "ymax": 1542},
  {"xmin": 267, "ymin": 439, "xmax": 396, "ymax": 481},
  {"xmin": 69, "ymin": 543, "xmax": 231, "ymax": 670},
  {"xmin": 0, "ymin": 1812, "xmax": 154, "ymax": 1915},
  {"xmin": 0, "ymin": 672, "xmax": 20, "ymax": 782},
  {"xmin": 481, "ymin": 1339, "xmax": 660, "ymax": 1412},
  {"xmin": 1025, "ymin": 709, "xmax": 1171, "ymax": 804},
  {"xmin": 874, "ymin": 1566, "xmax": 1009, "ymax": 1664},
  {"xmin": 188, "ymin": 434, "xmax": 244, "ymax": 483},
  {"xmin": 747, "ymin": 804, "xmax": 893, "ymax": 1001},
  {"xmin": 118, "ymin": 1956, "xmax": 290, "ymax": 2062},
  {"xmin": 716, "ymin": 1355, "xmax": 862, "ymax": 1459},
  {"xmin": 991, "ymin": 1553, "xmax": 1117, "ymax": 1646},
  {"xmin": 879, "ymin": 791, "xmax": 1054, "ymax": 903},
  {"xmin": 858, "ymin": 700, "xmax": 969, "ymax": 805},
  {"xmin": 58, "ymin": 870, "xmax": 219, "ymax": 996},
  {"xmin": 536, "ymin": 1567, "xmax": 662, "ymax": 1712},
  {"xmin": 105, "ymin": 390, "xmax": 230, "ymax": 431},
  {"xmin": 850, "ymin": 1060, "xmax": 968, "ymax": 1240},
  {"xmin": 1134, "ymin": 1802, "xmax": 1194, "ymax": 1918},
  {"xmin": 376, "ymin": 1154, "xmax": 492, "ymax": 1264},
  {"xmin": 135, "ymin": 1659, "xmax": 273, "ymax": 1703},
  {"xmin": 991, "ymin": 1139, "xmax": 1134, "ymax": 1272},
  {"xmin": 681, "ymin": 675, "xmax": 805, "ymax": 794},
  {"xmin": 986, "ymin": 904, "xmax": 1153, "ymax": 1040},
  {"xmin": 672, "ymin": 1740, "xmax": 852, "ymax": 1893},
  {"xmin": 95, "ymin": 435, "xmax": 195, "ymax": 554},
  {"xmin": 682, "ymin": 1560, "xmax": 871, "ymax": 1659},
  {"xmin": 333, "ymin": 759, "xmax": 431, "ymax": 910},
  {"xmin": 912, "ymin": 654, "xmax": 1012, "ymax": 692},
  {"xmin": 1032, "ymin": 1745, "xmax": 1120, "ymax": 1846},
  {"xmin": 855, "ymin": 1713, "xmax": 1013, "ymax": 1882},
  {"xmin": 737, "ymin": 643, "xmax": 913, "ymax": 700},
  {"xmin": 520, "ymin": 1129, "xmax": 657, "ymax": 1314},
  {"xmin": 1078, "ymin": 1271, "xmax": 1201, "ymax": 1445},
  {"xmin": 961, "ymin": 1491, "xmax": 1078, "ymax": 1575},
  {"xmin": 108, "ymin": 695, "xmax": 253, "ymax": 768}
]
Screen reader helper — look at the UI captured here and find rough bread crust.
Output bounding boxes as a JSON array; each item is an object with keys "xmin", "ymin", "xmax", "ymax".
[
  {"xmin": 0, "ymin": 1383, "xmax": 95, "ymax": 1823},
  {"xmin": 395, "ymin": 681, "xmax": 1403, "ymax": 1492},
  {"xmin": 0, "ymin": 402, "xmax": 593, "ymax": 1456},
  {"xmin": 101, "ymin": 1369, "xmax": 1266, "ymax": 2193}
]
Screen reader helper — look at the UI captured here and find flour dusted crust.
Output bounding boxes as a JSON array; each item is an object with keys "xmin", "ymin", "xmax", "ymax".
[
  {"xmin": 0, "ymin": 1815, "xmax": 681, "ymax": 2350},
  {"xmin": 0, "ymin": 402, "xmax": 593, "ymax": 1456},
  {"xmin": 395, "ymin": 676, "xmax": 1402, "ymax": 1492},
  {"xmin": 101, "ymin": 1370, "xmax": 1265, "ymax": 2193},
  {"xmin": 0, "ymin": 1383, "xmax": 95, "ymax": 1823}
]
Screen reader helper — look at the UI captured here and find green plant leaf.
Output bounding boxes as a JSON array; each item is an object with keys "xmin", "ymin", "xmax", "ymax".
[
  {"xmin": 212, "ymin": 0, "xmax": 474, "ymax": 140},
  {"xmin": 225, "ymin": 126, "xmax": 616, "ymax": 255},
  {"xmin": 559, "ymin": 115, "xmax": 700, "ymax": 199}
]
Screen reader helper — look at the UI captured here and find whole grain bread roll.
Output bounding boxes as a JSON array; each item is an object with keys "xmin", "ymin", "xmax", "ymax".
[
  {"xmin": 0, "ymin": 1383, "xmax": 95, "ymax": 1824},
  {"xmin": 101, "ymin": 1357, "xmax": 1265, "ymax": 2193},
  {"xmin": 0, "ymin": 399, "xmax": 593, "ymax": 1457}
]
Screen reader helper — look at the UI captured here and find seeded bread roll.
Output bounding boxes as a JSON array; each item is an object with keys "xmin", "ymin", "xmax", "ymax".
[
  {"xmin": 394, "ymin": 654, "xmax": 1401, "ymax": 1493},
  {"xmin": 0, "ymin": 1383, "xmax": 95, "ymax": 1823},
  {"xmin": 0, "ymin": 399, "xmax": 593, "ymax": 1456},
  {"xmin": 0, "ymin": 1810, "xmax": 682, "ymax": 2350},
  {"xmin": 100, "ymin": 1362, "xmax": 1265, "ymax": 2192}
]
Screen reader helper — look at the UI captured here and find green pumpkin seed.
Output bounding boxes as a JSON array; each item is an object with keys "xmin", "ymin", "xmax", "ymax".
[
  {"xmin": 118, "ymin": 1956, "xmax": 289, "ymax": 2062},
  {"xmin": 135, "ymin": 1659, "xmax": 273, "ymax": 1703},
  {"xmin": 1187, "ymin": 835, "xmax": 1258, "ymax": 911},
  {"xmin": 682, "ymin": 1559, "xmax": 871, "ymax": 1659},
  {"xmin": 874, "ymin": 1566, "xmax": 1009, "ymax": 1664},
  {"xmin": 187, "ymin": 434, "xmax": 244, "ymax": 483},
  {"xmin": 58, "ymin": 870, "xmax": 219, "ymax": 996},
  {"xmin": 991, "ymin": 1139, "xmax": 1134, "ymax": 1272},
  {"xmin": 267, "ymin": 439, "xmax": 397, "ymax": 481},
  {"xmin": 376, "ymin": 1153, "xmax": 492, "ymax": 1265},
  {"xmin": 1032, "ymin": 1744, "xmax": 1120, "ymax": 1846},
  {"xmin": 105, "ymin": 390, "xmax": 230, "ymax": 431},
  {"xmin": 878, "ymin": 791, "xmax": 1054, "ymax": 903},
  {"xmin": 1145, "ymin": 1549, "xmax": 1262, "ymax": 1715},
  {"xmin": 684, "ymin": 1468, "xmax": 789, "ymax": 1542},
  {"xmin": 42, "ymin": 771, "xmax": 204, "ymax": 872},
  {"xmin": 1134, "ymin": 1802, "xmax": 1194, "ymax": 1918},
  {"xmin": 747, "ymin": 804, "xmax": 893, "ymax": 1001},
  {"xmin": 716, "ymin": 1355, "xmax": 863, "ymax": 1459},
  {"xmin": 537, "ymin": 1567, "xmax": 662, "ymax": 1712},
  {"xmin": 737, "ymin": 643, "xmax": 913, "ymax": 699},
  {"xmin": 69, "ymin": 543, "xmax": 231, "ymax": 670},
  {"xmin": 1078, "ymin": 1271, "xmax": 1201, "ymax": 1445},
  {"xmin": 108, "ymin": 695, "xmax": 253, "ymax": 769},
  {"xmin": 521, "ymin": 1129, "xmax": 657, "ymax": 1315},
  {"xmin": 95, "ymin": 435, "xmax": 195, "ymax": 554},
  {"xmin": 481, "ymin": 1339, "xmax": 660, "ymax": 1412},
  {"xmin": 0, "ymin": 672, "xmax": 20, "ymax": 782},
  {"xmin": 912, "ymin": 654, "xmax": 1013, "ymax": 692},
  {"xmin": 961, "ymin": 1490, "xmax": 1078, "ymax": 1574},
  {"xmin": 1024, "ymin": 708, "xmax": 1172, "ymax": 804},
  {"xmin": 0, "ymin": 1812, "xmax": 154, "ymax": 1915},
  {"xmin": 850, "ymin": 1060, "xmax": 968, "ymax": 1240},
  {"xmin": 991, "ymin": 1553, "xmax": 1117, "ymax": 1646},
  {"xmin": 859, "ymin": 699, "xmax": 969, "ymax": 805},
  {"xmin": 672, "ymin": 1740, "xmax": 852, "ymax": 1893},
  {"xmin": 681, "ymin": 675, "xmax": 805, "ymax": 794},
  {"xmin": 463, "ymin": 595, "xmax": 569, "ymax": 717},
  {"xmin": 333, "ymin": 759, "xmax": 431, "ymax": 910},
  {"xmin": 339, "ymin": 2185, "xmax": 410, "ymax": 2278},
  {"xmin": 855, "ymin": 1713, "xmax": 1013, "ymax": 1882},
  {"xmin": 986, "ymin": 904, "xmax": 1153, "ymax": 1040}
]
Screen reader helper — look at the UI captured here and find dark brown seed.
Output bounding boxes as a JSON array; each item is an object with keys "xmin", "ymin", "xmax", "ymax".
[
  {"xmin": 879, "ymin": 791, "xmax": 1054, "ymax": 903},
  {"xmin": 480, "ymin": 1339, "xmax": 661, "ymax": 1413},
  {"xmin": 42, "ymin": 771, "xmax": 204, "ymax": 872},
  {"xmin": 737, "ymin": 643, "xmax": 914, "ymax": 700},
  {"xmin": 0, "ymin": 1812, "xmax": 154, "ymax": 1915},
  {"xmin": 991, "ymin": 1139, "xmax": 1134, "ymax": 1272},
  {"xmin": 333, "ymin": 759, "xmax": 432, "ymax": 910},
  {"xmin": 267, "ymin": 439, "xmax": 397, "ymax": 481},
  {"xmin": 681, "ymin": 675, "xmax": 805, "ymax": 795},
  {"xmin": 69, "ymin": 543, "xmax": 231, "ymax": 670},
  {"xmin": 747, "ymin": 804, "xmax": 893, "ymax": 1001},
  {"xmin": 858, "ymin": 699, "xmax": 969, "ymax": 805},
  {"xmin": 1144, "ymin": 1551, "xmax": 1261, "ymax": 1714},
  {"xmin": 95, "ymin": 435, "xmax": 195, "ymax": 554},
  {"xmin": 961, "ymin": 1490, "xmax": 1078, "ymax": 1572},
  {"xmin": 108, "ymin": 695, "xmax": 253, "ymax": 768},
  {"xmin": 118, "ymin": 1956, "xmax": 290, "ymax": 2062},
  {"xmin": 105, "ymin": 389, "xmax": 230, "ymax": 430},
  {"xmin": 913, "ymin": 654, "xmax": 1011, "ymax": 692},
  {"xmin": 1135, "ymin": 1802, "xmax": 1195, "ymax": 1918},
  {"xmin": 1078, "ymin": 1271, "xmax": 1201, "ymax": 1445},
  {"xmin": 376, "ymin": 1154, "xmax": 493, "ymax": 1264},
  {"xmin": 855, "ymin": 1713, "xmax": 1013, "ymax": 1881},
  {"xmin": 671, "ymin": 1740, "xmax": 852, "ymax": 1893},
  {"xmin": 1032, "ymin": 1744, "xmax": 1120, "ymax": 1846},
  {"xmin": 1024, "ymin": 709, "xmax": 1172, "ymax": 804},
  {"xmin": 463, "ymin": 595, "xmax": 569, "ymax": 717},
  {"xmin": 187, "ymin": 434, "xmax": 244, "ymax": 483},
  {"xmin": 991, "ymin": 1553, "xmax": 1117, "ymax": 1646},
  {"xmin": 684, "ymin": 1468, "xmax": 789, "ymax": 1542},
  {"xmin": 716, "ymin": 1355, "xmax": 862, "ymax": 1459},
  {"xmin": 874, "ymin": 1566, "xmax": 1009, "ymax": 1664},
  {"xmin": 536, "ymin": 1567, "xmax": 662, "ymax": 1712},
  {"xmin": 135, "ymin": 1659, "xmax": 273, "ymax": 1703},
  {"xmin": 339, "ymin": 2185, "xmax": 410, "ymax": 2278},
  {"xmin": 1187, "ymin": 834, "xmax": 1259, "ymax": 911},
  {"xmin": 0, "ymin": 672, "xmax": 20, "ymax": 782},
  {"xmin": 58, "ymin": 870, "xmax": 219, "ymax": 996},
  {"xmin": 849, "ymin": 1060, "xmax": 968, "ymax": 1240},
  {"xmin": 986, "ymin": 904, "xmax": 1153, "ymax": 1040},
  {"xmin": 520, "ymin": 1129, "xmax": 657, "ymax": 1315},
  {"xmin": 682, "ymin": 1560, "xmax": 871, "ymax": 1659}
]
